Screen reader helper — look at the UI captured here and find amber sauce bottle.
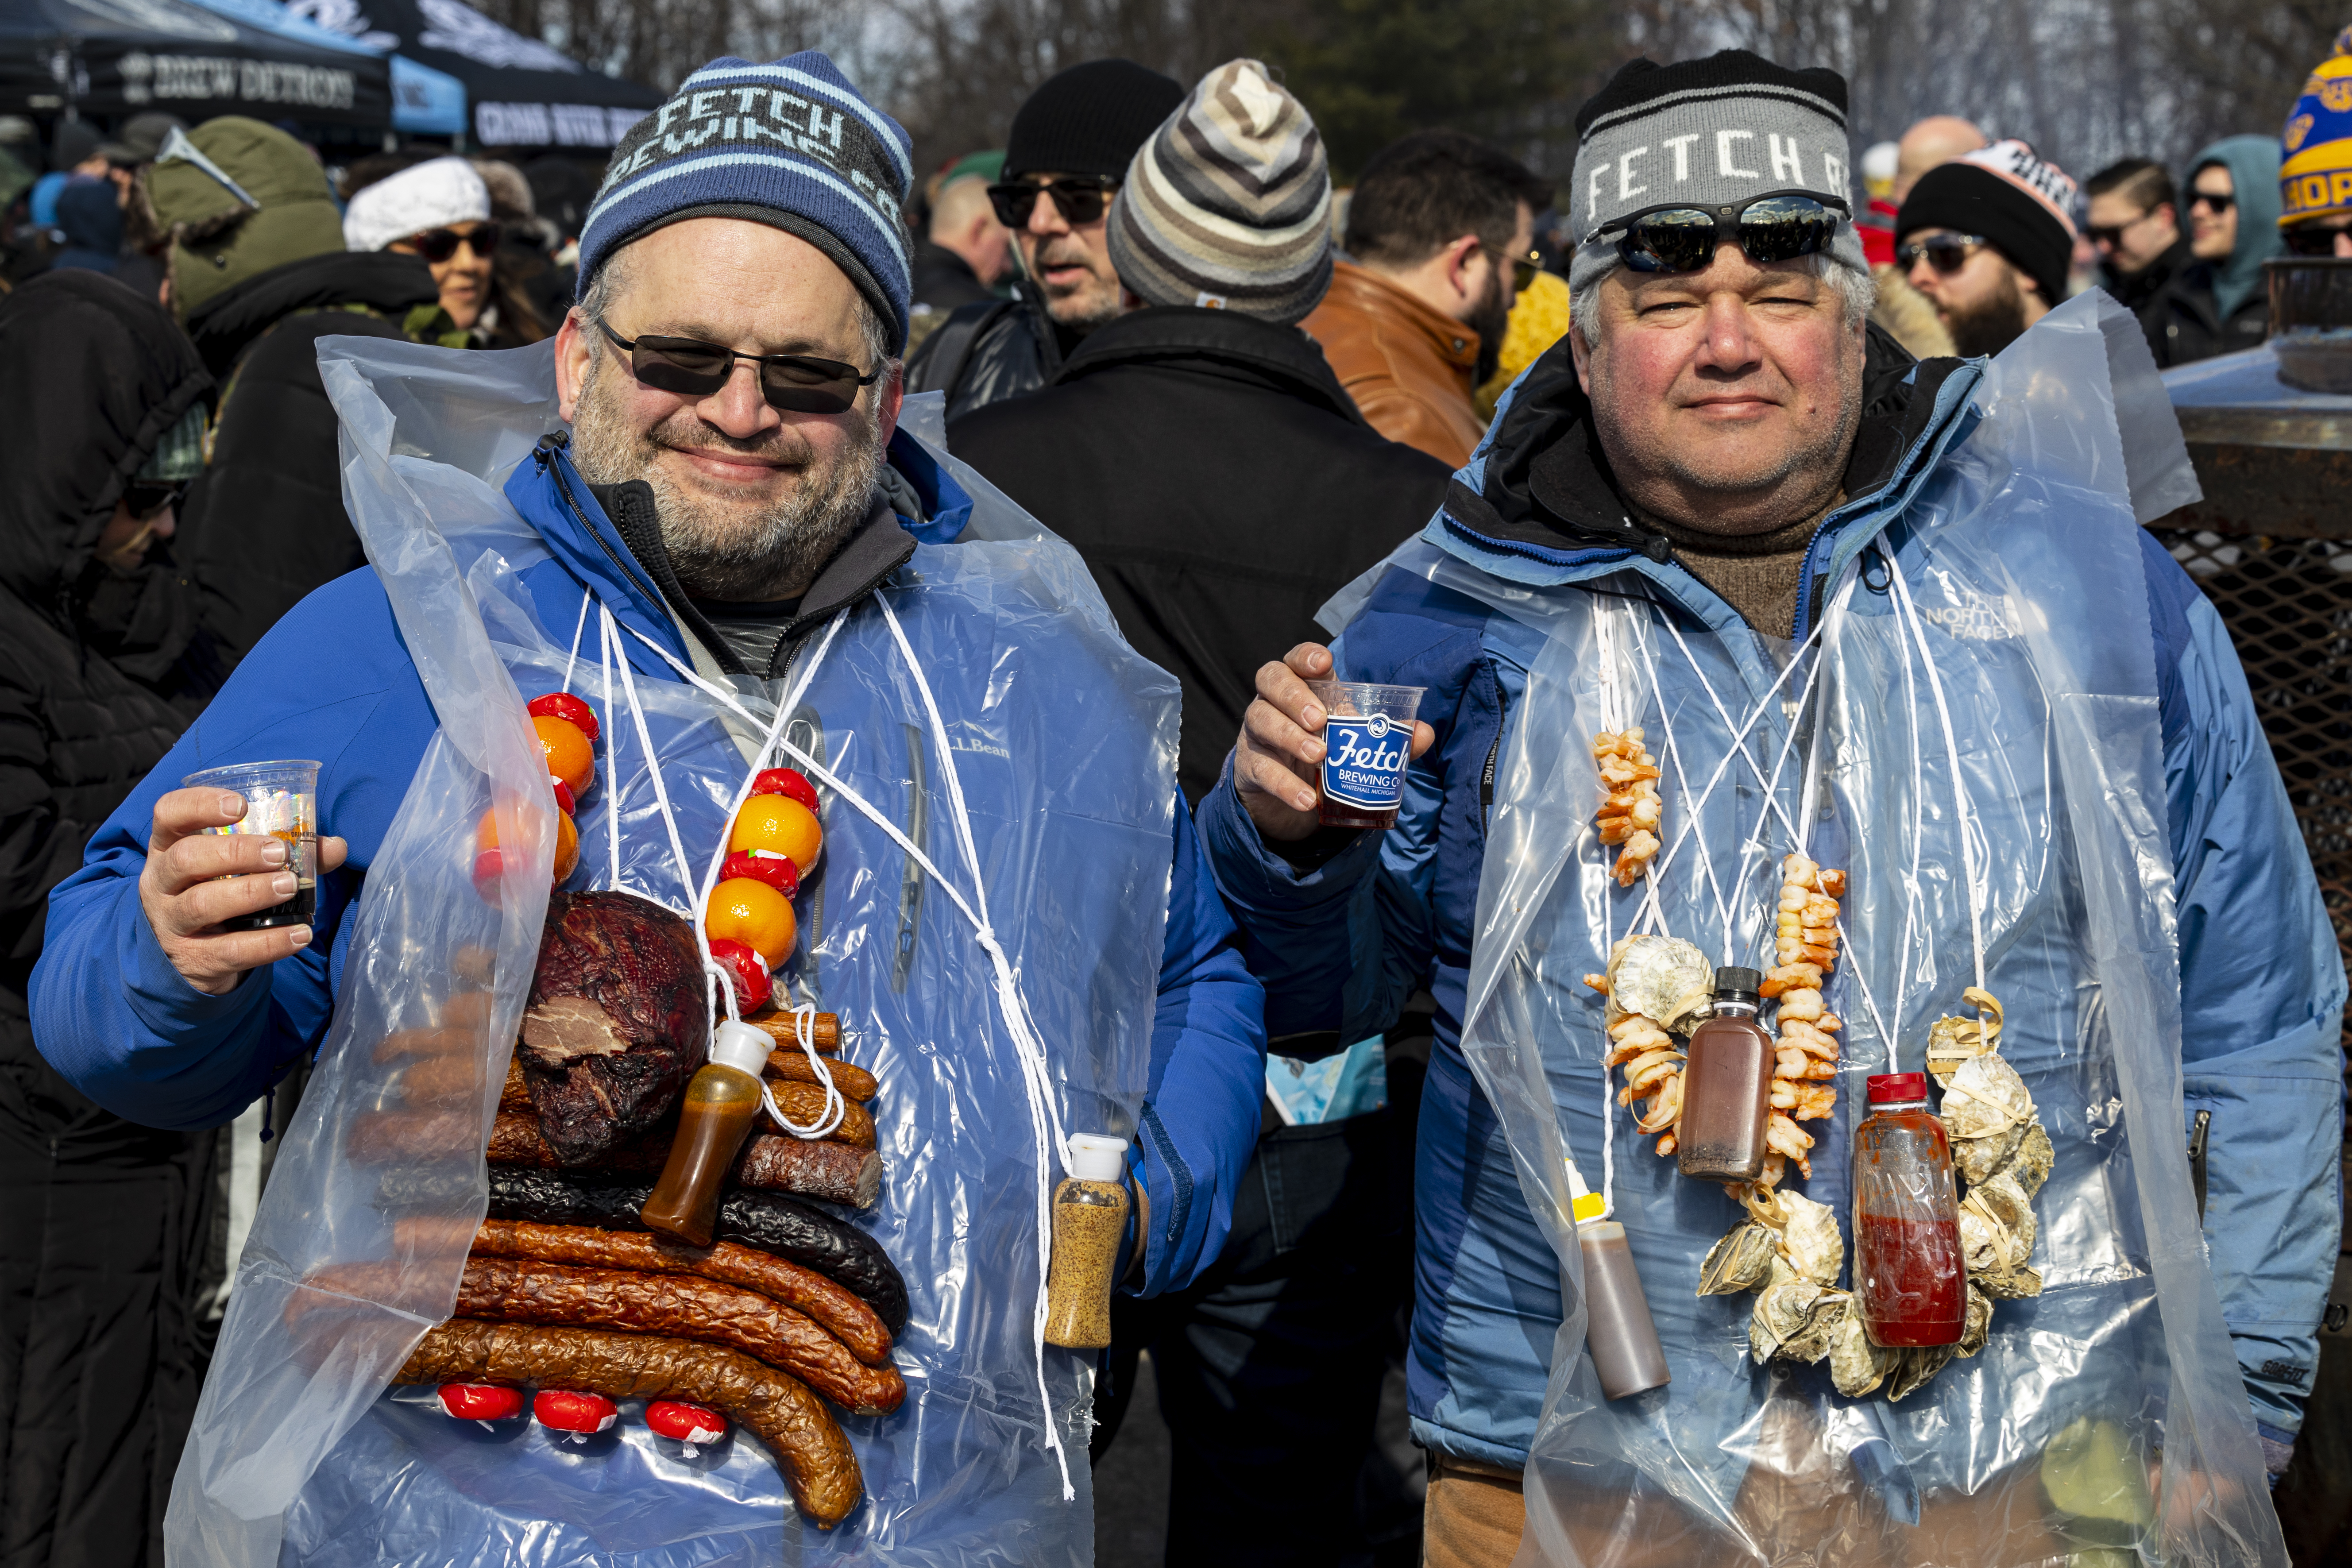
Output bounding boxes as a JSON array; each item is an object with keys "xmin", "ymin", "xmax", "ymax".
[
  {"xmin": 642, "ymin": 1021, "xmax": 776, "ymax": 1247},
  {"xmin": 1852, "ymin": 1072, "xmax": 1966, "ymax": 1346},
  {"xmin": 1676, "ymin": 967, "xmax": 1774, "ymax": 1182}
]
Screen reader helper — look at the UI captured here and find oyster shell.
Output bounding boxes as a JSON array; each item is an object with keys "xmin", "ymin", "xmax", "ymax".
[
  {"xmin": 1952, "ymin": 1118, "xmax": 2028, "ymax": 1186},
  {"xmin": 1886, "ymin": 1343, "xmax": 1956, "ymax": 1402},
  {"xmin": 1924, "ymin": 986, "xmax": 2004, "ymax": 1088},
  {"xmin": 1607, "ymin": 935, "xmax": 1715, "ymax": 1037},
  {"xmin": 2007, "ymin": 1120, "xmax": 2054, "ymax": 1197},
  {"xmin": 1953, "ymin": 1285, "xmax": 1995, "ymax": 1358},
  {"xmin": 1829, "ymin": 1307, "xmax": 1895, "ymax": 1397},
  {"xmin": 1777, "ymin": 1189, "xmax": 1845, "ymax": 1287},
  {"xmin": 1752, "ymin": 1259, "xmax": 1822, "ymax": 1360},
  {"xmin": 1939, "ymin": 1051, "xmax": 2033, "ymax": 1142},
  {"xmin": 1776, "ymin": 1290, "xmax": 1846, "ymax": 1365},
  {"xmin": 1977, "ymin": 1262, "xmax": 2044, "ymax": 1301},
  {"xmin": 1699, "ymin": 1220, "xmax": 1778, "ymax": 1296},
  {"xmin": 1963, "ymin": 1172, "xmax": 2038, "ymax": 1263}
]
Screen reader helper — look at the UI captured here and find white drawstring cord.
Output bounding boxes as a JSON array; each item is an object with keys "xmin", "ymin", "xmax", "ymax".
[{"xmin": 561, "ymin": 586, "xmax": 591, "ymax": 694}]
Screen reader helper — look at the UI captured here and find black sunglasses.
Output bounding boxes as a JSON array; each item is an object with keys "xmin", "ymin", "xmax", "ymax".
[
  {"xmin": 986, "ymin": 175, "xmax": 1119, "ymax": 229},
  {"xmin": 1587, "ymin": 193, "xmax": 1849, "ymax": 274},
  {"xmin": 122, "ymin": 479, "xmax": 187, "ymax": 521},
  {"xmin": 2189, "ymin": 189, "xmax": 2236, "ymax": 214},
  {"xmin": 595, "ymin": 317, "xmax": 877, "ymax": 415},
  {"xmin": 405, "ymin": 222, "xmax": 502, "ymax": 263},
  {"xmin": 1481, "ymin": 244, "xmax": 1543, "ymax": 294},
  {"xmin": 1896, "ymin": 233, "xmax": 1988, "ymax": 274},
  {"xmin": 2282, "ymin": 223, "xmax": 2352, "ymax": 258}
]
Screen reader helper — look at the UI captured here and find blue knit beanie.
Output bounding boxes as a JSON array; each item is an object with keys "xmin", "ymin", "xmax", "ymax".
[{"xmin": 577, "ymin": 53, "xmax": 915, "ymax": 353}]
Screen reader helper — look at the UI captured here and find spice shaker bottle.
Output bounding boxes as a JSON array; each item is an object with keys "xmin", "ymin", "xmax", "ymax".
[
  {"xmin": 1568, "ymin": 1170, "xmax": 1669, "ymax": 1398},
  {"xmin": 1851, "ymin": 1071, "xmax": 1966, "ymax": 1346},
  {"xmin": 1043, "ymin": 1133, "xmax": 1131, "ymax": 1349},
  {"xmin": 642, "ymin": 1020, "xmax": 773, "ymax": 1247},
  {"xmin": 1676, "ymin": 967, "xmax": 1774, "ymax": 1182}
]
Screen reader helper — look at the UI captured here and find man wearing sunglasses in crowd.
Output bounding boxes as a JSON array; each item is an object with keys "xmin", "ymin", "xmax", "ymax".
[
  {"xmin": 2141, "ymin": 135, "xmax": 2284, "ymax": 368},
  {"xmin": 1893, "ymin": 139, "xmax": 2082, "ymax": 360},
  {"xmin": 1192, "ymin": 48, "xmax": 2340, "ymax": 1560},
  {"xmin": 905, "ymin": 58, "xmax": 1185, "ymax": 418},
  {"xmin": 2083, "ymin": 157, "xmax": 2187, "ymax": 326}
]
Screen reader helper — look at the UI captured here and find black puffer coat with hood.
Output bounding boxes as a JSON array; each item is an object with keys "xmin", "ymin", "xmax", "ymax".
[{"xmin": 0, "ymin": 270, "xmax": 224, "ymax": 1568}]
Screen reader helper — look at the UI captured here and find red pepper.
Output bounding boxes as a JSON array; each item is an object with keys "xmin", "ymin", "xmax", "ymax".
[
  {"xmin": 707, "ymin": 937, "xmax": 772, "ymax": 1012},
  {"xmin": 751, "ymin": 767, "xmax": 819, "ymax": 812},
  {"xmin": 533, "ymin": 1390, "xmax": 618, "ymax": 1434},
  {"xmin": 527, "ymin": 691, "xmax": 601, "ymax": 742},
  {"xmin": 645, "ymin": 1400, "xmax": 728, "ymax": 1445},
  {"xmin": 438, "ymin": 1383, "xmax": 524, "ymax": 1421},
  {"xmin": 721, "ymin": 850, "xmax": 800, "ymax": 899}
]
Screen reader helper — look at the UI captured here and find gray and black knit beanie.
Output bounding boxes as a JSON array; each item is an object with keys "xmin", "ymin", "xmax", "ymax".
[
  {"xmin": 1567, "ymin": 50, "xmax": 1866, "ymax": 295},
  {"xmin": 1107, "ymin": 59, "xmax": 1332, "ymax": 324}
]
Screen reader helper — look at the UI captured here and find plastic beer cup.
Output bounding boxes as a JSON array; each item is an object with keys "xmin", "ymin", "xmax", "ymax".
[
  {"xmin": 182, "ymin": 759, "xmax": 321, "ymax": 931},
  {"xmin": 1308, "ymin": 680, "xmax": 1424, "ymax": 829}
]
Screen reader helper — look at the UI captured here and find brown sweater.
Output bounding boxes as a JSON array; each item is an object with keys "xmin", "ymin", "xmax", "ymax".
[{"xmin": 1639, "ymin": 499, "xmax": 1840, "ymax": 639}]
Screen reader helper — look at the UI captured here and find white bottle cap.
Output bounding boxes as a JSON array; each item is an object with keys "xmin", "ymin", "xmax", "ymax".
[
  {"xmin": 1066, "ymin": 1133, "xmax": 1128, "ymax": 1183},
  {"xmin": 709, "ymin": 1020, "xmax": 772, "ymax": 1077}
]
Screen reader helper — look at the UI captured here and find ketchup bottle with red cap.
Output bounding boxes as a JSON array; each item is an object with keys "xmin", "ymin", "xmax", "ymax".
[{"xmin": 1851, "ymin": 1071, "xmax": 1966, "ymax": 1346}]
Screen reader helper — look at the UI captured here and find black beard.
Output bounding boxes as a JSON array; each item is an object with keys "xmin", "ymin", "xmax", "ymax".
[
  {"xmin": 1945, "ymin": 268, "xmax": 2032, "ymax": 358},
  {"xmin": 568, "ymin": 353, "xmax": 883, "ymax": 601},
  {"xmin": 1468, "ymin": 264, "xmax": 1512, "ymax": 388}
]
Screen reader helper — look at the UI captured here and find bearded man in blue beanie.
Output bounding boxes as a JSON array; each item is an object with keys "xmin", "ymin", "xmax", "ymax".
[{"xmin": 30, "ymin": 53, "xmax": 1268, "ymax": 1561}]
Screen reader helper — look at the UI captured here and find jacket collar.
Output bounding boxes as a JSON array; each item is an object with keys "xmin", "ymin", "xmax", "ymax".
[
  {"xmin": 1314, "ymin": 261, "xmax": 1481, "ymax": 375},
  {"xmin": 1049, "ymin": 305, "xmax": 1370, "ymax": 426},
  {"xmin": 183, "ymin": 251, "xmax": 440, "ymax": 378},
  {"xmin": 1431, "ymin": 320, "xmax": 1983, "ymax": 639}
]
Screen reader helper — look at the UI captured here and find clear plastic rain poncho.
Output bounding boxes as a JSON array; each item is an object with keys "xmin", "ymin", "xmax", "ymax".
[
  {"xmin": 162, "ymin": 339, "xmax": 1179, "ymax": 1567},
  {"xmin": 1341, "ymin": 293, "xmax": 2285, "ymax": 1565}
]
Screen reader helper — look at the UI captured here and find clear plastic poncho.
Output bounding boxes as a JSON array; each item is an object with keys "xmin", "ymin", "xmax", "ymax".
[
  {"xmin": 163, "ymin": 340, "xmax": 1179, "ymax": 1567},
  {"xmin": 1357, "ymin": 294, "xmax": 2284, "ymax": 1565}
]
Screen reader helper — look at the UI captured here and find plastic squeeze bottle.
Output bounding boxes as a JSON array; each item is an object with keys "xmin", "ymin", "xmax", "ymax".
[
  {"xmin": 642, "ymin": 1020, "xmax": 773, "ymax": 1247},
  {"xmin": 1568, "ymin": 1169, "xmax": 1669, "ymax": 1398},
  {"xmin": 1676, "ymin": 966, "xmax": 1774, "ymax": 1182},
  {"xmin": 1043, "ymin": 1134, "xmax": 1132, "ymax": 1349},
  {"xmin": 1851, "ymin": 1072, "xmax": 1966, "ymax": 1346}
]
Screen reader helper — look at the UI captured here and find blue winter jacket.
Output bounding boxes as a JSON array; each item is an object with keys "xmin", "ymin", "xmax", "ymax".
[
  {"xmin": 1197, "ymin": 326, "xmax": 2344, "ymax": 1469},
  {"xmin": 31, "ymin": 431, "xmax": 1268, "ymax": 1300}
]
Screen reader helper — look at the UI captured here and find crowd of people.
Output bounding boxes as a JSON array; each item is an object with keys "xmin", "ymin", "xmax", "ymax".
[{"xmin": 1, "ymin": 20, "xmax": 2348, "ymax": 1568}]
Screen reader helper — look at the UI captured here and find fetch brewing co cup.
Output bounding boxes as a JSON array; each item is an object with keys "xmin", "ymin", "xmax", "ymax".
[
  {"xmin": 182, "ymin": 759, "xmax": 321, "ymax": 931},
  {"xmin": 1308, "ymin": 680, "xmax": 1424, "ymax": 830}
]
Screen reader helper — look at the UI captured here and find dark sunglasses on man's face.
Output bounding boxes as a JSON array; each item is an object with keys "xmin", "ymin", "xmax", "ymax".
[
  {"xmin": 2282, "ymin": 222, "xmax": 2352, "ymax": 257},
  {"xmin": 2189, "ymin": 189, "xmax": 2236, "ymax": 215},
  {"xmin": 1481, "ymin": 245, "xmax": 1543, "ymax": 294},
  {"xmin": 985, "ymin": 176, "xmax": 1119, "ymax": 229},
  {"xmin": 406, "ymin": 222, "xmax": 502, "ymax": 263},
  {"xmin": 595, "ymin": 317, "xmax": 877, "ymax": 415},
  {"xmin": 1588, "ymin": 193, "xmax": 1849, "ymax": 275},
  {"xmin": 1896, "ymin": 233, "xmax": 1987, "ymax": 274}
]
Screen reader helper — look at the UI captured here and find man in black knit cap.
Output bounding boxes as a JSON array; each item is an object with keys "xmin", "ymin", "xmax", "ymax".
[
  {"xmin": 904, "ymin": 58, "xmax": 1184, "ymax": 417},
  {"xmin": 1895, "ymin": 139, "xmax": 2079, "ymax": 357}
]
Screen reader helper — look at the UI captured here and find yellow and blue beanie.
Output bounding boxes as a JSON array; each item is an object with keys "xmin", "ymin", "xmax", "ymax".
[{"xmin": 2282, "ymin": 25, "xmax": 2352, "ymax": 226}]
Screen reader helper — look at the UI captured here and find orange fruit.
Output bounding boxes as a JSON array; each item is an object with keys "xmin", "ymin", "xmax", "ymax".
[
  {"xmin": 705, "ymin": 875, "xmax": 796, "ymax": 965},
  {"xmin": 473, "ymin": 799, "xmax": 579, "ymax": 892},
  {"xmin": 729, "ymin": 794, "xmax": 822, "ymax": 873},
  {"xmin": 535, "ymin": 714, "xmax": 595, "ymax": 797},
  {"xmin": 551, "ymin": 811, "xmax": 579, "ymax": 884}
]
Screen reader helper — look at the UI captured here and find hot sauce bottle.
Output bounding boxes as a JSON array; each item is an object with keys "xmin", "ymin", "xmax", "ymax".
[
  {"xmin": 1676, "ymin": 968, "xmax": 1774, "ymax": 1182},
  {"xmin": 642, "ymin": 1021, "xmax": 774, "ymax": 1247},
  {"xmin": 1851, "ymin": 1071, "xmax": 1966, "ymax": 1347}
]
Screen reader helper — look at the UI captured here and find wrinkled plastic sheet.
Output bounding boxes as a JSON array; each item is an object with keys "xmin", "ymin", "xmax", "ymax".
[
  {"xmin": 1367, "ymin": 292, "xmax": 2277, "ymax": 1565},
  {"xmin": 164, "ymin": 339, "xmax": 1179, "ymax": 1567}
]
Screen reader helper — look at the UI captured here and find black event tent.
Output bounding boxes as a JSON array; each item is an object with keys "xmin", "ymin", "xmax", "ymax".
[
  {"xmin": 284, "ymin": 0, "xmax": 658, "ymax": 150},
  {"xmin": 1, "ymin": 0, "xmax": 392, "ymax": 131}
]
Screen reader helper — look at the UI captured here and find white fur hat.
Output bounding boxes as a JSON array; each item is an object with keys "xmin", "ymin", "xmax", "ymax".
[{"xmin": 343, "ymin": 156, "xmax": 491, "ymax": 252}]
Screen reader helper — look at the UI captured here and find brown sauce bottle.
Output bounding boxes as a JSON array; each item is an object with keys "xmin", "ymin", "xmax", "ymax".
[
  {"xmin": 641, "ymin": 1021, "xmax": 776, "ymax": 1247},
  {"xmin": 1676, "ymin": 967, "xmax": 1773, "ymax": 1182}
]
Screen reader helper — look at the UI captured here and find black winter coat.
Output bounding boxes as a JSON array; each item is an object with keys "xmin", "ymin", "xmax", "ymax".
[
  {"xmin": 174, "ymin": 250, "xmax": 440, "ymax": 666},
  {"xmin": 0, "ymin": 270, "xmax": 223, "ymax": 1568},
  {"xmin": 904, "ymin": 285, "xmax": 1064, "ymax": 420},
  {"xmin": 948, "ymin": 307, "xmax": 1454, "ymax": 802},
  {"xmin": 2147, "ymin": 257, "xmax": 2271, "ymax": 367}
]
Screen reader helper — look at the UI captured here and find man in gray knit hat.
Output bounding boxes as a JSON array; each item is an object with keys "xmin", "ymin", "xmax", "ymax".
[{"xmin": 951, "ymin": 63, "xmax": 1453, "ymax": 1559}]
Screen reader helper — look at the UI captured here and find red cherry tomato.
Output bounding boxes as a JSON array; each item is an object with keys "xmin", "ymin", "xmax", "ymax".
[
  {"xmin": 552, "ymin": 778, "xmax": 578, "ymax": 816},
  {"xmin": 750, "ymin": 768, "xmax": 819, "ymax": 812},
  {"xmin": 533, "ymin": 1390, "xmax": 618, "ymax": 1434},
  {"xmin": 438, "ymin": 1383, "xmax": 524, "ymax": 1421},
  {"xmin": 645, "ymin": 1400, "xmax": 728, "ymax": 1445},
  {"xmin": 721, "ymin": 850, "xmax": 800, "ymax": 899},
  {"xmin": 707, "ymin": 938, "xmax": 772, "ymax": 1012},
  {"xmin": 528, "ymin": 691, "xmax": 601, "ymax": 742}
]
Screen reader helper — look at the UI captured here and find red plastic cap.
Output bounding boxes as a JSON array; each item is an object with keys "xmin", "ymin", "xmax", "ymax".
[{"xmin": 1867, "ymin": 1071, "xmax": 1930, "ymax": 1103}]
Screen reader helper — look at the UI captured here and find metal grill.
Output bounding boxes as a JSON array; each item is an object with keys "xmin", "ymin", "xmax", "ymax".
[{"xmin": 2152, "ymin": 527, "xmax": 2352, "ymax": 1083}]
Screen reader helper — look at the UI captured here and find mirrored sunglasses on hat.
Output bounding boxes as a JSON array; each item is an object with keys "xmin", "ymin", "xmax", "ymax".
[
  {"xmin": 595, "ymin": 317, "xmax": 877, "ymax": 415},
  {"xmin": 1585, "ymin": 192, "xmax": 1850, "ymax": 274}
]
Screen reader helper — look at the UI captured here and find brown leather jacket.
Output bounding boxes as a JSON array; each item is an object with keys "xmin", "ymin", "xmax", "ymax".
[{"xmin": 1301, "ymin": 261, "xmax": 1485, "ymax": 469}]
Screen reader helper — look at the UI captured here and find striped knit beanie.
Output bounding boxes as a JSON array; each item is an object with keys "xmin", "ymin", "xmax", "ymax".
[
  {"xmin": 579, "ymin": 53, "xmax": 915, "ymax": 353},
  {"xmin": 1107, "ymin": 59, "xmax": 1331, "ymax": 325}
]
